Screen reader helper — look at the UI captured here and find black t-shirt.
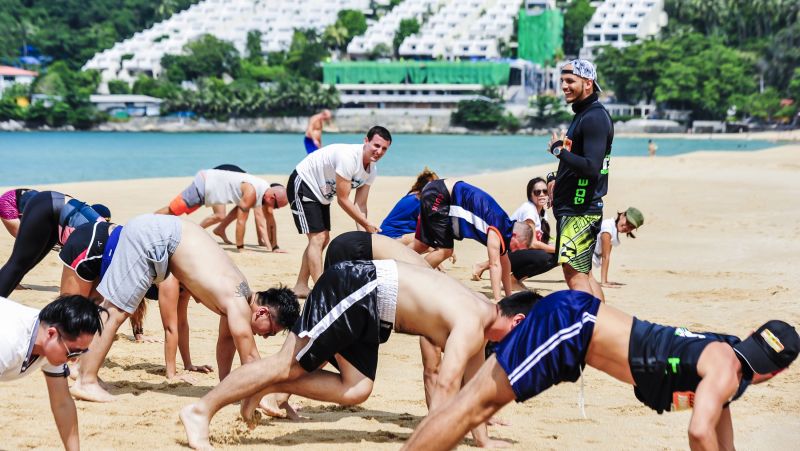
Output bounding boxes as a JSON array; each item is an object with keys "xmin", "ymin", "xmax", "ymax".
[
  {"xmin": 552, "ymin": 93, "xmax": 613, "ymax": 217},
  {"xmin": 58, "ymin": 221, "xmax": 112, "ymax": 281}
]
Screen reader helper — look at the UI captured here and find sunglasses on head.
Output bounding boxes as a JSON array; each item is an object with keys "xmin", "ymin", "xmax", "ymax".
[{"xmin": 533, "ymin": 189, "xmax": 548, "ymax": 196}]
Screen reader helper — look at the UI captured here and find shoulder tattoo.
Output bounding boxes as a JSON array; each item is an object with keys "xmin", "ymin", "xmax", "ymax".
[{"xmin": 235, "ymin": 281, "xmax": 252, "ymax": 299}]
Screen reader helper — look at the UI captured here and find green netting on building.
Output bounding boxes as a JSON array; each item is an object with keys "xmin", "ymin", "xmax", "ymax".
[
  {"xmin": 323, "ymin": 61, "xmax": 510, "ymax": 85},
  {"xmin": 517, "ymin": 9, "xmax": 563, "ymax": 66}
]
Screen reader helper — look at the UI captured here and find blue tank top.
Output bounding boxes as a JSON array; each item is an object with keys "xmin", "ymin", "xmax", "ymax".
[
  {"xmin": 379, "ymin": 193, "xmax": 420, "ymax": 239},
  {"xmin": 450, "ymin": 182, "xmax": 514, "ymax": 253}
]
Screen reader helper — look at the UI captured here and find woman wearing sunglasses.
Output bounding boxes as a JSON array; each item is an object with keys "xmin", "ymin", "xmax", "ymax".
[{"xmin": 0, "ymin": 294, "xmax": 105, "ymax": 450}]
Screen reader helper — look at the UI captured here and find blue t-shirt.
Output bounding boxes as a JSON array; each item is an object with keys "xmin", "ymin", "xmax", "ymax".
[
  {"xmin": 379, "ymin": 193, "xmax": 420, "ymax": 239},
  {"xmin": 450, "ymin": 181, "xmax": 514, "ymax": 253}
]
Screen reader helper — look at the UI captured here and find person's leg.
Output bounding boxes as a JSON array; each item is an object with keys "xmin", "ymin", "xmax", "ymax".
[
  {"xmin": 212, "ymin": 207, "xmax": 238, "ymax": 245},
  {"xmin": 0, "ymin": 193, "xmax": 58, "ymax": 297},
  {"xmin": 402, "ymin": 356, "xmax": 516, "ymax": 451},
  {"xmin": 420, "ymin": 336, "xmax": 442, "ymax": 408},
  {"xmin": 562, "ymin": 263, "xmax": 594, "ymax": 294},
  {"xmin": 587, "ymin": 270, "xmax": 605, "ymax": 302},
  {"xmin": 292, "ymin": 230, "xmax": 328, "ymax": 296},
  {"xmin": 198, "ymin": 204, "xmax": 228, "ymax": 229},
  {"xmin": 71, "ymin": 301, "xmax": 131, "ymax": 402},
  {"xmin": 292, "ymin": 244, "xmax": 312, "ymax": 297},
  {"xmin": 423, "ymin": 247, "xmax": 453, "ymax": 269}
]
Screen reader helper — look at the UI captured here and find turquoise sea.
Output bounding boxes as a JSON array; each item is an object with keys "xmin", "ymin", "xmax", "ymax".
[{"xmin": 0, "ymin": 132, "xmax": 781, "ymax": 185}]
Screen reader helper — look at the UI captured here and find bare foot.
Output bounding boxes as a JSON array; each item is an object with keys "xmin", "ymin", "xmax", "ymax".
[
  {"xmin": 180, "ymin": 404, "xmax": 214, "ymax": 450},
  {"xmin": 279, "ymin": 400, "xmax": 303, "ymax": 421},
  {"xmin": 471, "ymin": 263, "xmax": 483, "ymax": 281},
  {"xmin": 487, "ymin": 416, "xmax": 511, "ymax": 426},
  {"xmin": 212, "ymin": 227, "xmax": 233, "ymax": 245},
  {"xmin": 291, "ymin": 285, "xmax": 310, "ymax": 299},
  {"xmin": 257, "ymin": 394, "xmax": 286, "ymax": 419},
  {"xmin": 14, "ymin": 284, "xmax": 29, "ymax": 291},
  {"xmin": 70, "ymin": 380, "xmax": 116, "ymax": 402}
]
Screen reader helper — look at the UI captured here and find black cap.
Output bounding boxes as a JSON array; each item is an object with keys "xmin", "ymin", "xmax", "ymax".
[
  {"xmin": 733, "ymin": 320, "xmax": 800, "ymax": 374},
  {"xmin": 91, "ymin": 203, "xmax": 112, "ymax": 220}
]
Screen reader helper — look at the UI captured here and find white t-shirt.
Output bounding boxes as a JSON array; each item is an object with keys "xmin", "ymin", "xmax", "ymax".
[
  {"xmin": 592, "ymin": 218, "xmax": 620, "ymax": 268},
  {"xmin": 203, "ymin": 169, "xmax": 270, "ymax": 207},
  {"xmin": 511, "ymin": 201, "xmax": 550, "ymax": 241},
  {"xmin": 295, "ymin": 143, "xmax": 377, "ymax": 205},
  {"xmin": 0, "ymin": 299, "xmax": 66, "ymax": 382}
]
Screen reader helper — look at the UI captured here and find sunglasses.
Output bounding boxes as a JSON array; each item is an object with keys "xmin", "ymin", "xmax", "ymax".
[
  {"xmin": 58, "ymin": 334, "xmax": 89, "ymax": 360},
  {"xmin": 533, "ymin": 189, "xmax": 548, "ymax": 196}
]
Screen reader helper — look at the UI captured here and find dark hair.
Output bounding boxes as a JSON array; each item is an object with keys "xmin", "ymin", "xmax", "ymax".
[
  {"xmin": 497, "ymin": 290, "xmax": 542, "ymax": 317},
  {"xmin": 270, "ymin": 183, "xmax": 283, "ymax": 188},
  {"xmin": 39, "ymin": 295, "xmax": 106, "ymax": 341},
  {"xmin": 408, "ymin": 167, "xmax": 439, "ymax": 195},
  {"xmin": 366, "ymin": 125, "xmax": 392, "ymax": 143},
  {"xmin": 90, "ymin": 203, "xmax": 112, "ymax": 220},
  {"xmin": 525, "ymin": 177, "xmax": 547, "ymax": 203},
  {"xmin": 254, "ymin": 286, "xmax": 300, "ymax": 329}
]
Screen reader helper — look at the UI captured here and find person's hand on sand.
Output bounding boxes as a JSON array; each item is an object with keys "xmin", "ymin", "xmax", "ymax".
[
  {"xmin": 487, "ymin": 416, "xmax": 511, "ymax": 426},
  {"xmin": 365, "ymin": 223, "xmax": 381, "ymax": 234},
  {"xmin": 134, "ymin": 333, "xmax": 163, "ymax": 343},
  {"xmin": 601, "ymin": 281, "xmax": 624, "ymax": 288},
  {"xmin": 186, "ymin": 364, "xmax": 214, "ymax": 374}
]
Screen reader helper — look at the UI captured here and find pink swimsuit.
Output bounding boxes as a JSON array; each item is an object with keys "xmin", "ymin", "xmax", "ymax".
[{"xmin": 0, "ymin": 190, "xmax": 19, "ymax": 220}]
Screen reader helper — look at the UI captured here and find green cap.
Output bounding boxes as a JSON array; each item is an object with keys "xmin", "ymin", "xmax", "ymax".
[{"xmin": 625, "ymin": 207, "xmax": 644, "ymax": 228}]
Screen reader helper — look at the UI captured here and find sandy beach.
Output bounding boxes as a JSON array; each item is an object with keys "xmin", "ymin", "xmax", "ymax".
[{"xmin": 1, "ymin": 144, "xmax": 799, "ymax": 450}]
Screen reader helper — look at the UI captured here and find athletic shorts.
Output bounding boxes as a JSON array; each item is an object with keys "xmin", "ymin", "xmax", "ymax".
[
  {"xmin": 97, "ymin": 214, "xmax": 182, "ymax": 314},
  {"xmin": 495, "ymin": 290, "xmax": 599, "ymax": 402},
  {"xmin": 304, "ymin": 136, "xmax": 319, "ymax": 154},
  {"xmin": 59, "ymin": 221, "xmax": 113, "ymax": 281},
  {"xmin": 169, "ymin": 172, "xmax": 206, "ymax": 215},
  {"xmin": 292, "ymin": 260, "xmax": 398, "ymax": 380},
  {"xmin": 555, "ymin": 215, "xmax": 602, "ymax": 273},
  {"xmin": 288, "ymin": 170, "xmax": 330, "ymax": 234},
  {"xmin": 0, "ymin": 190, "xmax": 17, "ymax": 220},
  {"xmin": 324, "ymin": 231, "xmax": 373, "ymax": 269},
  {"xmin": 415, "ymin": 179, "xmax": 454, "ymax": 249},
  {"xmin": 509, "ymin": 249, "xmax": 557, "ymax": 280}
]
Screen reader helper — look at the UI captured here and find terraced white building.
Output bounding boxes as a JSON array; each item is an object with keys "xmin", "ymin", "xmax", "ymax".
[{"xmin": 580, "ymin": 0, "xmax": 667, "ymax": 59}]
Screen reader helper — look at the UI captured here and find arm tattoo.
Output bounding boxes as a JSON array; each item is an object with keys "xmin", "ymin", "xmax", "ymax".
[{"xmin": 234, "ymin": 281, "xmax": 252, "ymax": 299}]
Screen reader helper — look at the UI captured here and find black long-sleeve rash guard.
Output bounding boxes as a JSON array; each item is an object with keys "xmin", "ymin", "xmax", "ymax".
[{"xmin": 552, "ymin": 92, "xmax": 614, "ymax": 217}]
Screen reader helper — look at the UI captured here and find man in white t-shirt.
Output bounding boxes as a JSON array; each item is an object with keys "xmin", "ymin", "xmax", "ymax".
[
  {"xmin": 0, "ymin": 295, "xmax": 105, "ymax": 450},
  {"xmin": 287, "ymin": 126, "xmax": 392, "ymax": 297},
  {"xmin": 156, "ymin": 169, "xmax": 288, "ymax": 252}
]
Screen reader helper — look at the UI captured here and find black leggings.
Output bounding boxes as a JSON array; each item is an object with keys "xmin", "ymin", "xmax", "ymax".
[
  {"xmin": 509, "ymin": 249, "xmax": 557, "ymax": 280},
  {"xmin": 0, "ymin": 191, "xmax": 63, "ymax": 297}
]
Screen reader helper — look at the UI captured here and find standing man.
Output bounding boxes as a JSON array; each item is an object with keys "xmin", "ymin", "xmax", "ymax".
[
  {"xmin": 403, "ymin": 290, "xmax": 800, "ymax": 450},
  {"xmin": 289, "ymin": 125, "xmax": 392, "ymax": 298},
  {"xmin": 304, "ymin": 109, "xmax": 333, "ymax": 154},
  {"xmin": 546, "ymin": 59, "xmax": 613, "ymax": 299},
  {"xmin": 155, "ymin": 168, "xmax": 288, "ymax": 252},
  {"xmin": 0, "ymin": 294, "xmax": 105, "ymax": 451}
]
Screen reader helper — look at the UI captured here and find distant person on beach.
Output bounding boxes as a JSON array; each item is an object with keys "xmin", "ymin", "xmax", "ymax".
[
  {"xmin": 304, "ymin": 109, "xmax": 332, "ymax": 154},
  {"xmin": 205, "ymin": 164, "xmax": 284, "ymax": 252},
  {"xmin": 472, "ymin": 177, "xmax": 557, "ymax": 289},
  {"xmin": 69, "ymin": 214, "xmax": 300, "ymax": 406},
  {"xmin": 404, "ymin": 290, "xmax": 800, "ymax": 451},
  {"xmin": 289, "ymin": 125, "xmax": 392, "ymax": 298},
  {"xmin": 0, "ymin": 295, "xmax": 104, "ymax": 451},
  {"xmin": 0, "ymin": 191, "xmax": 106, "ymax": 297},
  {"xmin": 590, "ymin": 207, "xmax": 644, "ymax": 301},
  {"xmin": 379, "ymin": 167, "xmax": 439, "ymax": 245},
  {"xmin": 546, "ymin": 58, "xmax": 613, "ymax": 300},
  {"xmin": 648, "ymin": 139, "xmax": 658, "ymax": 157},
  {"xmin": 409, "ymin": 179, "xmax": 533, "ymax": 301},
  {"xmin": 154, "ymin": 168, "xmax": 288, "ymax": 252},
  {"xmin": 179, "ymin": 260, "xmax": 539, "ymax": 450},
  {"xmin": 58, "ymin": 220, "xmax": 213, "ymax": 383}
]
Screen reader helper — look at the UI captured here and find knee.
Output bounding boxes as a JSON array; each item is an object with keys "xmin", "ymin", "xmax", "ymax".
[{"xmin": 340, "ymin": 382, "xmax": 373, "ymax": 405}]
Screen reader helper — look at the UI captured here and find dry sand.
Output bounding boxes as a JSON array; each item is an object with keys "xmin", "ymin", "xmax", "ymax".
[{"xmin": 1, "ymin": 144, "xmax": 799, "ymax": 450}]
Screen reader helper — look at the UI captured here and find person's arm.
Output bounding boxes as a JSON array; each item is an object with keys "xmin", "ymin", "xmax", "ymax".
[
  {"xmin": 45, "ymin": 375, "xmax": 80, "ymax": 451},
  {"xmin": 335, "ymin": 175, "xmax": 379, "ymax": 232},
  {"xmin": 262, "ymin": 205, "xmax": 283, "ymax": 252},
  {"xmin": 353, "ymin": 184, "xmax": 371, "ymax": 232},
  {"xmin": 599, "ymin": 232, "xmax": 615, "ymax": 286},
  {"xmin": 225, "ymin": 300, "xmax": 261, "ymax": 367},
  {"xmin": 462, "ymin": 344, "xmax": 505, "ymax": 448},
  {"xmin": 2, "ymin": 218, "xmax": 20, "ymax": 237},
  {"xmin": 429, "ymin": 330, "xmax": 482, "ymax": 411},
  {"xmin": 556, "ymin": 114, "xmax": 610, "ymax": 176},
  {"xmin": 715, "ymin": 407, "xmax": 735, "ymax": 451},
  {"xmin": 59, "ymin": 266, "xmax": 93, "ymax": 296},
  {"xmin": 688, "ymin": 346, "xmax": 740, "ymax": 451},
  {"xmin": 486, "ymin": 232, "xmax": 505, "ymax": 301},
  {"xmin": 157, "ymin": 277, "xmax": 183, "ymax": 381},
  {"xmin": 234, "ymin": 185, "xmax": 256, "ymax": 250},
  {"xmin": 252, "ymin": 206, "xmax": 272, "ymax": 251},
  {"xmin": 216, "ymin": 316, "xmax": 237, "ymax": 380}
]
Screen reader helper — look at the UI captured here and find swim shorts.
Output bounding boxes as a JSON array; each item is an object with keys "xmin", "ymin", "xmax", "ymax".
[
  {"xmin": 324, "ymin": 231, "xmax": 373, "ymax": 269},
  {"xmin": 555, "ymin": 215, "xmax": 602, "ymax": 273},
  {"xmin": 59, "ymin": 221, "xmax": 113, "ymax": 282},
  {"xmin": 169, "ymin": 171, "xmax": 206, "ymax": 215},
  {"xmin": 292, "ymin": 260, "xmax": 398, "ymax": 380},
  {"xmin": 0, "ymin": 190, "xmax": 18, "ymax": 220},
  {"xmin": 415, "ymin": 179, "xmax": 454, "ymax": 249},
  {"xmin": 304, "ymin": 136, "xmax": 320, "ymax": 154},
  {"xmin": 495, "ymin": 290, "xmax": 599, "ymax": 402},
  {"xmin": 509, "ymin": 249, "xmax": 557, "ymax": 280},
  {"xmin": 288, "ymin": 170, "xmax": 330, "ymax": 234},
  {"xmin": 97, "ymin": 214, "xmax": 182, "ymax": 314}
]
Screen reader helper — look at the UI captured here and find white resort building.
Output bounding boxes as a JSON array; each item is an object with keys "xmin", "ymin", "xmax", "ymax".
[{"xmin": 580, "ymin": 0, "xmax": 667, "ymax": 59}]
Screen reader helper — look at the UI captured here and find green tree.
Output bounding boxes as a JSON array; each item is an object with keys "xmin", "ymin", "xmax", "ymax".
[
  {"xmin": 336, "ymin": 9, "xmax": 367, "ymax": 41},
  {"xmin": 265, "ymin": 78, "xmax": 340, "ymax": 116},
  {"xmin": 283, "ymin": 29, "xmax": 329, "ymax": 81},
  {"xmin": 161, "ymin": 34, "xmax": 241, "ymax": 82},
  {"xmin": 451, "ymin": 99, "xmax": 505, "ymax": 130},
  {"xmin": 529, "ymin": 94, "xmax": 571, "ymax": 127},
  {"xmin": 789, "ymin": 68, "xmax": 800, "ymax": 101},
  {"xmin": 393, "ymin": 18, "xmax": 419, "ymax": 57},
  {"xmin": 323, "ymin": 24, "xmax": 350, "ymax": 53},
  {"xmin": 563, "ymin": 0, "xmax": 595, "ymax": 57},
  {"xmin": 107, "ymin": 79, "xmax": 131, "ymax": 94},
  {"xmin": 368, "ymin": 43, "xmax": 392, "ymax": 60},
  {"xmin": 245, "ymin": 30, "xmax": 264, "ymax": 65}
]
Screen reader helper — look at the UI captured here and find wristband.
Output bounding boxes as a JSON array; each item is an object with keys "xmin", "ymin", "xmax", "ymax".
[
  {"xmin": 549, "ymin": 140, "xmax": 564, "ymax": 154},
  {"xmin": 236, "ymin": 244, "xmax": 244, "ymax": 249}
]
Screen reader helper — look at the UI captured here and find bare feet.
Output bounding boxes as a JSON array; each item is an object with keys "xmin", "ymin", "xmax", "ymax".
[
  {"xmin": 291, "ymin": 284, "xmax": 310, "ymax": 299},
  {"xmin": 180, "ymin": 404, "xmax": 214, "ymax": 450},
  {"xmin": 212, "ymin": 226, "xmax": 233, "ymax": 245},
  {"xmin": 70, "ymin": 380, "xmax": 117, "ymax": 402},
  {"xmin": 471, "ymin": 263, "xmax": 484, "ymax": 281}
]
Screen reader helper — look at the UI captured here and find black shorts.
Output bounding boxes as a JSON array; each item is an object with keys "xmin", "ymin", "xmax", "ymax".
[
  {"xmin": 213, "ymin": 164, "xmax": 246, "ymax": 173},
  {"xmin": 324, "ymin": 231, "xmax": 373, "ymax": 269},
  {"xmin": 59, "ymin": 221, "xmax": 111, "ymax": 281},
  {"xmin": 288, "ymin": 170, "xmax": 330, "ymax": 234},
  {"xmin": 509, "ymin": 249, "xmax": 557, "ymax": 280},
  {"xmin": 415, "ymin": 179, "xmax": 454, "ymax": 249},
  {"xmin": 292, "ymin": 260, "xmax": 398, "ymax": 380}
]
